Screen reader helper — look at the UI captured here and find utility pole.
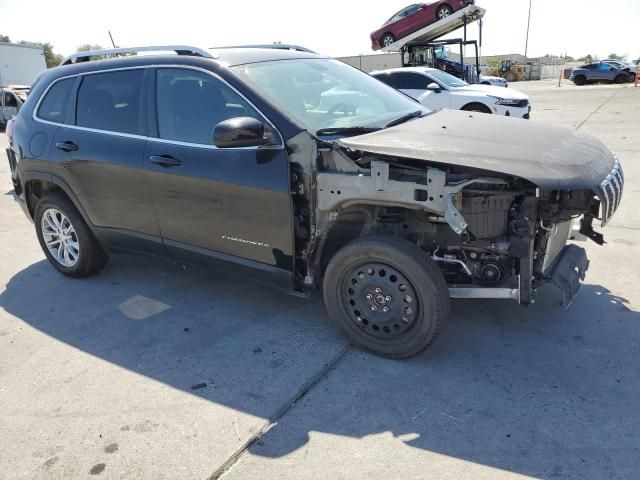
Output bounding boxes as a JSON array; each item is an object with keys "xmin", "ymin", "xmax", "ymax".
[
  {"xmin": 524, "ymin": 0, "xmax": 532, "ymax": 62},
  {"xmin": 524, "ymin": 0, "xmax": 532, "ymax": 80},
  {"xmin": 108, "ymin": 31, "xmax": 116, "ymax": 48}
]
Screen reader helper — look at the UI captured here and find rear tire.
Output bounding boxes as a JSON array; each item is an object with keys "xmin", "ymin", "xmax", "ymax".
[
  {"xmin": 461, "ymin": 102, "xmax": 492, "ymax": 114},
  {"xmin": 573, "ymin": 75, "xmax": 586, "ymax": 86},
  {"xmin": 381, "ymin": 33, "xmax": 396, "ymax": 48},
  {"xmin": 436, "ymin": 4, "xmax": 454, "ymax": 20},
  {"xmin": 34, "ymin": 193, "xmax": 108, "ymax": 277},
  {"xmin": 323, "ymin": 235, "xmax": 450, "ymax": 359}
]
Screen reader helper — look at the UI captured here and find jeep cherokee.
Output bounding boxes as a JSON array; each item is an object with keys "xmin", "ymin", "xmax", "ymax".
[{"xmin": 6, "ymin": 45, "xmax": 624, "ymax": 358}]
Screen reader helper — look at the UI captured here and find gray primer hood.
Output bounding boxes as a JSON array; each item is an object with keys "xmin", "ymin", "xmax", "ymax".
[{"xmin": 338, "ymin": 109, "xmax": 615, "ymax": 190}]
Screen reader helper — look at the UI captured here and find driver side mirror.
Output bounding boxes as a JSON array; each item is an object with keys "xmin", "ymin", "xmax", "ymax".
[
  {"xmin": 213, "ymin": 117, "xmax": 269, "ymax": 148},
  {"xmin": 427, "ymin": 82, "xmax": 442, "ymax": 93}
]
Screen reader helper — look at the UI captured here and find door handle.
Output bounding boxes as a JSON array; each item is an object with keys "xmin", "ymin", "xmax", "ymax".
[
  {"xmin": 149, "ymin": 155, "xmax": 182, "ymax": 167},
  {"xmin": 55, "ymin": 141, "xmax": 79, "ymax": 152}
]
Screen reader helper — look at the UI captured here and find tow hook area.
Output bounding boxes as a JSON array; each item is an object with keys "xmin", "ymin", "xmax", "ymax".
[{"xmin": 550, "ymin": 244, "xmax": 590, "ymax": 308}]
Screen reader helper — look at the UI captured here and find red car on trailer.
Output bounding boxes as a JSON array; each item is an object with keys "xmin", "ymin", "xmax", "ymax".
[{"xmin": 371, "ymin": 1, "xmax": 475, "ymax": 50}]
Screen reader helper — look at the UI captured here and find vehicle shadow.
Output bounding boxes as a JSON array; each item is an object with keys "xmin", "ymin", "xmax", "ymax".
[{"xmin": 1, "ymin": 254, "xmax": 639, "ymax": 478}]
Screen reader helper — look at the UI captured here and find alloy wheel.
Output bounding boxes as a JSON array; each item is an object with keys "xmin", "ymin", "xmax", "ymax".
[
  {"xmin": 438, "ymin": 7, "xmax": 452, "ymax": 19},
  {"xmin": 41, "ymin": 208, "xmax": 80, "ymax": 267}
]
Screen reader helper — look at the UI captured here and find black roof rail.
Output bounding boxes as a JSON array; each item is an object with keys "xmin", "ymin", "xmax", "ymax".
[{"xmin": 60, "ymin": 45, "xmax": 217, "ymax": 66}]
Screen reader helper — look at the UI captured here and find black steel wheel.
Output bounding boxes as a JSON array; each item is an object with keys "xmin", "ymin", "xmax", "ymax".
[{"xmin": 323, "ymin": 235, "xmax": 449, "ymax": 358}]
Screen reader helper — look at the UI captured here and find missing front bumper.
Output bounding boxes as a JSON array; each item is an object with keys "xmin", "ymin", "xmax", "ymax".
[{"xmin": 549, "ymin": 244, "xmax": 590, "ymax": 308}]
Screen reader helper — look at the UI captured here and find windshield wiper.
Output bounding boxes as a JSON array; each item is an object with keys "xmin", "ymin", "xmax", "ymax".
[
  {"xmin": 316, "ymin": 126, "xmax": 381, "ymax": 136},
  {"xmin": 384, "ymin": 110, "xmax": 425, "ymax": 129}
]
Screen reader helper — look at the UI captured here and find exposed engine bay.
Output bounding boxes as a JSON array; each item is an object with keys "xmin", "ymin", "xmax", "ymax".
[{"xmin": 289, "ymin": 138, "xmax": 620, "ymax": 306}]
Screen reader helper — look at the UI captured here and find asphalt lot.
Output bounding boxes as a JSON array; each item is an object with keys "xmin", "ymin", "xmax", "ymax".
[{"xmin": 1, "ymin": 79, "xmax": 639, "ymax": 480}]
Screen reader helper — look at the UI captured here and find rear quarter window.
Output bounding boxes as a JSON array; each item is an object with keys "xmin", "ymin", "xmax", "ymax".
[
  {"xmin": 76, "ymin": 69, "xmax": 144, "ymax": 135},
  {"xmin": 37, "ymin": 77, "xmax": 76, "ymax": 123}
]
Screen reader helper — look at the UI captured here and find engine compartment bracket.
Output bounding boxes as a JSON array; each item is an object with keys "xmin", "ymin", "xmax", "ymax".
[
  {"xmin": 444, "ymin": 193, "xmax": 468, "ymax": 235},
  {"xmin": 371, "ymin": 160, "xmax": 389, "ymax": 191}
]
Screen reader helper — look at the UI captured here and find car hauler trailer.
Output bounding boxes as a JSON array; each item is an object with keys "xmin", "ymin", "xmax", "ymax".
[
  {"xmin": 379, "ymin": 4, "xmax": 485, "ymax": 83},
  {"xmin": 379, "ymin": 5, "xmax": 485, "ymax": 53}
]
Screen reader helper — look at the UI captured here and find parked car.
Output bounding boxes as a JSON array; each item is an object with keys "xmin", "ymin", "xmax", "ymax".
[
  {"xmin": 7, "ymin": 45, "xmax": 623, "ymax": 358},
  {"xmin": 0, "ymin": 85, "xmax": 27, "ymax": 129},
  {"xmin": 570, "ymin": 63, "xmax": 632, "ymax": 85},
  {"xmin": 479, "ymin": 74, "xmax": 508, "ymax": 87},
  {"xmin": 370, "ymin": 1, "xmax": 475, "ymax": 50},
  {"xmin": 372, "ymin": 67, "xmax": 529, "ymax": 118}
]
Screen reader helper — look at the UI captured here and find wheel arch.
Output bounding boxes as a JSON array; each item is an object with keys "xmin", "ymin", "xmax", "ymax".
[
  {"xmin": 460, "ymin": 101, "xmax": 492, "ymax": 114},
  {"xmin": 436, "ymin": 3, "xmax": 454, "ymax": 17},
  {"xmin": 380, "ymin": 32, "xmax": 396, "ymax": 48},
  {"xmin": 315, "ymin": 203, "xmax": 430, "ymax": 275},
  {"xmin": 23, "ymin": 172, "xmax": 93, "ymax": 228}
]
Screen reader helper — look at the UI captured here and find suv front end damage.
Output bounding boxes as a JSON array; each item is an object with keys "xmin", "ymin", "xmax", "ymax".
[{"xmin": 298, "ymin": 112, "xmax": 624, "ymax": 307}]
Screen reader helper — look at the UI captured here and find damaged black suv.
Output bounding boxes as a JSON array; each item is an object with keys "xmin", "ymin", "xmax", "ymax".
[{"xmin": 7, "ymin": 45, "xmax": 623, "ymax": 358}]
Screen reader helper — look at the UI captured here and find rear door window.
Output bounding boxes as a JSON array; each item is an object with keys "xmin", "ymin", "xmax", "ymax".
[
  {"xmin": 37, "ymin": 77, "xmax": 76, "ymax": 123},
  {"xmin": 155, "ymin": 68, "xmax": 261, "ymax": 145},
  {"xmin": 394, "ymin": 72, "xmax": 428, "ymax": 90},
  {"xmin": 372, "ymin": 73, "xmax": 397, "ymax": 89},
  {"xmin": 76, "ymin": 70, "xmax": 144, "ymax": 135}
]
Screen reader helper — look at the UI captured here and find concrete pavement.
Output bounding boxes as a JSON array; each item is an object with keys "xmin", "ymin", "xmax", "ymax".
[{"xmin": 0, "ymin": 79, "xmax": 638, "ymax": 479}]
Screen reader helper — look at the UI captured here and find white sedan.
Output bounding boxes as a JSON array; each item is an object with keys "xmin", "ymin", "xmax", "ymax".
[
  {"xmin": 371, "ymin": 67, "xmax": 531, "ymax": 119},
  {"xmin": 479, "ymin": 74, "xmax": 508, "ymax": 87}
]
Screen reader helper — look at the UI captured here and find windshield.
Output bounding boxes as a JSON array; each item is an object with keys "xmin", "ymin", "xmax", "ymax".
[
  {"xmin": 427, "ymin": 69, "xmax": 469, "ymax": 88},
  {"xmin": 232, "ymin": 59, "xmax": 427, "ymax": 135}
]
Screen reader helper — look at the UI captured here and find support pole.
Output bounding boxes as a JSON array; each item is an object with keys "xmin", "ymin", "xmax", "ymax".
[
  {"xmin": 524, "ymin": 0, "xmax": 532, "ymax": 80},
  {"xmin": 462, "ymin": 15, "xmax": 467, "ymax": 81},
  {"xmin": 558, "ymin": 67, "xmax": 563, "ymax": 87}
]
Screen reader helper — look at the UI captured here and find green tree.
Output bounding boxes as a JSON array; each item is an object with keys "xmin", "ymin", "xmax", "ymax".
[
  {"xmin": 577, "ymin": 54, "xmax": 599, "ymax": 64},
  {"xmin": 0, "ymin": 34, "xmax": 10, "ymax": 42},
  {"xmin": 18, "ymin": 41, "xmax": 63, "ymax": 68},
  {"xmin": 77, "ymin": 44, "xmax": 104, "ymax": 52},
  {"xmin": 486, "ymin": 57, "xmax": 501, "ymax": 69},
  {"xmin": 76, "ymin": 44, "xmax": 106, "ymax": 61},
  {"xmin": 607, "ymin": 53, "xmax": 625, "ymax": 60}
]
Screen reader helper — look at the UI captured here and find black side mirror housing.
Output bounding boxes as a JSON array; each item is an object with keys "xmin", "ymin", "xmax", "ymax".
[
  {"xmin": 213, "ymin": 117, "xmax": 268, "ymax": 148},
  {"xmin": 427, "ymin": 82, "xmax": 442, "ymax": 93}
]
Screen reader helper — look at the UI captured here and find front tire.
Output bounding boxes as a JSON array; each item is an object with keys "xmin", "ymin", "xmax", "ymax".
[
  {"xmin": 35, "ymin": 193, "xmax": 108, "ymax": 277},
  {"xmin": 436, "ymin": 4, "xmax": 453, "ymax": 20},
  {"xmin": 381, "ymin": 33, "xmax": 396, "ymax": 48},
  {"xmin": 461, "ymin": 102, "xmax": 492, "ymax": 114},
  {"xmin": 323, "ymin": 235, "xmax": 450, "ymax": 359}
]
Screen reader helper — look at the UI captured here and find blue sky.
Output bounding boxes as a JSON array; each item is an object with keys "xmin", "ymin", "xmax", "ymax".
[{"xmin": 1, "ymin": 0, "xmax": 638, "ymax": 60}]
